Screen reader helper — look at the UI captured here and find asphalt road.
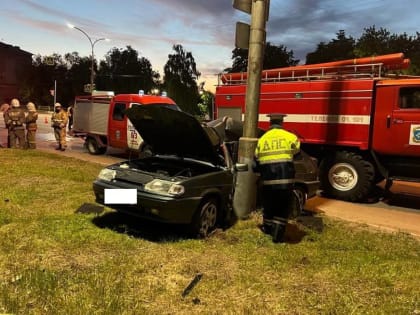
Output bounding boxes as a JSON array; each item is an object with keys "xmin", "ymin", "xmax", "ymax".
[{"xmin": 1, "ymin": 112, "xmax": 419, "ymax": 238}]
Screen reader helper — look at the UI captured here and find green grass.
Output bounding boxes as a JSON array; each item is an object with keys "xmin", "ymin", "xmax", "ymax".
[{"xmin": 0, "ymin": 149, "xmax": 419, "ymax": 314}]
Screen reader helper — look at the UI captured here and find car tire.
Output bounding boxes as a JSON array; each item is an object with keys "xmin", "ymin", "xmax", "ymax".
[
  {"xmin": 86, "ymin": 137, "xmax": 106, "ymax": 155},
  {"xmin": 190, "ymin": 198, "xmax": 218, "ymax": 238},
  {"xmin": 138, "ymin": 144, "xmax": 153, "ymax": 158},
  {"xmin": 319, "ymin": 151, "xmax": 374, "ymax": 202}
]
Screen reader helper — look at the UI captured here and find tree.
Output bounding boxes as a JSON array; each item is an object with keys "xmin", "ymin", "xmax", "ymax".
[
  {"xmin": 21, "ymin": 54, "xmax": 73, "ymax": 107},
  {"xmin": 225, "ymin": 48, "xmax": 249, "ymax": 73},
  {"xmin": 97, "ymin": 46, "xmax": 157, "ymax": 94},
  {"xmin": 354, "ymin": 26, "xmax": 392, "ymax": 57},
  {"xmin": 225, "ymin": 42, "xmax": 299, "ymax": 72},
  {"xmin": 354, "ymin": 26, "xmax": 420, "ymax": 75},
  {"xmin": 197, "ymin": 82, "xmax": 214, "ymax": 119},
  {"xmin": 163, "ymin": 44, "xmax": 201, "ymax": 114},
  {"xmin": 263, "ymin": 42, "xmax": 299, "ymax": 69},
  {"xmin": 64, "ymin": 52, "xmax": 91, "ymax": 98},
  {"xmin": 306, "ymin": 30, "xmax": 356, "ymax": 64}
]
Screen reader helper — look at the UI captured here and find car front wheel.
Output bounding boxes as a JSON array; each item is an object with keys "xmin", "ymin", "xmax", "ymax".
[{"xmin": 190, "ymin": 198, "xmax": 218, "ymax": 238}]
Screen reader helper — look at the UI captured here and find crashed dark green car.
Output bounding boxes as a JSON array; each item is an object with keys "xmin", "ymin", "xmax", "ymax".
[{"xmin": 93, "ymin": 106, "xmax": 319, "ymax": 238}]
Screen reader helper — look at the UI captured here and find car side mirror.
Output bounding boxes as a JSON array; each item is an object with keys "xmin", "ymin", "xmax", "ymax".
[{"xmin": 235, "ymin": 163, "xmax": 248, "ymax": 172}]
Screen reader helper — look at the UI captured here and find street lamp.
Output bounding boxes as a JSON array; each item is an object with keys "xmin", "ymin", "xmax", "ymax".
[{"xmin": 67, "ymin": 23, "xmax": 109, "ymax": 94}]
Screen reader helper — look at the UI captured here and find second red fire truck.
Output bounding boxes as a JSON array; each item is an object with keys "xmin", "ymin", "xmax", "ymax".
[
  {"xmin": 72, "ymin": 91, "xmax": 180, "ymax": 155},
  {"xmin": 215, "ymin": 53, "xmax": 420, "ymax": 202}
]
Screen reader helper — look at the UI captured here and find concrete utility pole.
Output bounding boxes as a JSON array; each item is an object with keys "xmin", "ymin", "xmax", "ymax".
[{"xmin": 233, "ymin": 0, "xmax": 268, "ymax": 219}]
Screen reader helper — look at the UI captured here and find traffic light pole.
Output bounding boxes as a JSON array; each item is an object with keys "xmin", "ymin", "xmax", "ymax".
[{"xmin": 233, "ymin": 0, "xmax": 268, "ymax": 218}]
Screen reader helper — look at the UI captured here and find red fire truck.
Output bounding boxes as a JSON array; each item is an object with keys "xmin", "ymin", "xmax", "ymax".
[
  {"xmin": 72, "ymin": 91, "xmax": 180, "ymax": 155},
  {"xmin": 215, "ymin": 53, "xmax": 420, "ymax": 202}
]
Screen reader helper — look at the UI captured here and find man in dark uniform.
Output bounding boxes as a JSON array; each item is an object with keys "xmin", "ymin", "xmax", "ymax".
[
  {"xmin": 254, "ymin": 114, "xmax": 300, "ymax": 243},
  {"xmin": 4, "ymin": 98, "xmax": 26, "ymax": 148}
]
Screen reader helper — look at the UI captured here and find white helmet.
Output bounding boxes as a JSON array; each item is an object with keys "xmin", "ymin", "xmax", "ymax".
[
  {"xmin": 27, "ymin": 102, "xmax": 36, "ymax": 111},
  {"xmin": 54, "ymin": 102, "xmax": 62, "ymax": 108},
  {"xmin": 11, "ymin": 98, "xmax": 20, "ymax": 107}
]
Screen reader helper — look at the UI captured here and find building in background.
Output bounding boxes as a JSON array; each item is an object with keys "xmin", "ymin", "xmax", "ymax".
[{"xmin": 0, "ymin": 42, "xmax": 32, "ymax": 103}]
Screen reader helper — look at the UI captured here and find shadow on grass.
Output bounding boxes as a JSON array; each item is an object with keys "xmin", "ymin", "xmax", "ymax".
[
  {"xmin": 91, "ymin": 211, "xmax": 193, "ymax": 242},
  {"xmin": 75, "ymin": 203, "xmax": 191, "ymax": 242},
  {"xmin": 285, "ymin": 211, "xmax": 325, "ymax": 244},
  {"xmin": 76, "ymin": 203, "xmax": 324, "ymax": 244}
]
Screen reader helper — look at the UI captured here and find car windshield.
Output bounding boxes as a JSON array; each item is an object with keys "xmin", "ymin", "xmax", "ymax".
[{"xmin": 132, "ymin": 103, "xmax": 181, "ymax": 111}]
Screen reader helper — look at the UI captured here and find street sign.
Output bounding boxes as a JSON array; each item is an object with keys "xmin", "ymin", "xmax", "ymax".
[
  {"xmin": 84, "ymin": 84, "xmax": 96, "ymax": 93},
  {"xmin": 235, "ymin": 22, "xmax": 250, "ymax": 49},
  {"xmin": 233, "ymin": 0, "xmax": 251, "ymax": 14},
  {"xmin": 233, "ymin": 0, "xmax": 270, "ymax": 20},
  {"xmin": 44, "ymin": 56, "xmax": 54, "ymax": 66}
]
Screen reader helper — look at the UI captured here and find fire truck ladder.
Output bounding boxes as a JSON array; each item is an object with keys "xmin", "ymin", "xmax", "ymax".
[{"xmin": 219, "ymin": 53, "xmax": 411, "ymax": 85}]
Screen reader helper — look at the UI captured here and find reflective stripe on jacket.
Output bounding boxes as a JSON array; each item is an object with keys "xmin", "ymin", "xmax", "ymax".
[
  {"xmin": 258, "ymin": 161, "xmax": 296, "ymax": 187},
  {"xmin": 255, "ymin": 127, "xmax": 300, "ymax": 164}
]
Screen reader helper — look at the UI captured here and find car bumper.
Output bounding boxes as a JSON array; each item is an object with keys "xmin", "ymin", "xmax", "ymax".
[
  {"xmin": 93, "ymin": 180, "xmax": 202, "ymax": 224},
  {"xmin": 301, "ymin": 180, "xmax": 320, "ymax": 199}
]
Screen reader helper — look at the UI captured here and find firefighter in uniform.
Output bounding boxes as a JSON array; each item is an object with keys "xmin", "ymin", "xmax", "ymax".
[
  {"xmin": 25, "ymin": 102, "xmax": 38, "ymax": 149},
  {"xmin": 254, "ymin": 114, "xmax": 300, "ymax": 243},
  {"xmin": 51, "ymin": 102, "xmax": 68, "ymax": 151},
  {"xmin": 5, "ymin": 98, "xmax": 26, "ymax": 148}
]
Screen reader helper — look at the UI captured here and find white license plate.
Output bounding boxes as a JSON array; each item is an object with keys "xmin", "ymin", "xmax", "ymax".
[{"xmin": 104, "ymin": 189, "xmax": 137, "ymax": 205}]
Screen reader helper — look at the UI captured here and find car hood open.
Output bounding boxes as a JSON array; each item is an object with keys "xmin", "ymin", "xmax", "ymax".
[{"xmin": 125, "ymin": 106, "xmax": 223, "ymax": 165}]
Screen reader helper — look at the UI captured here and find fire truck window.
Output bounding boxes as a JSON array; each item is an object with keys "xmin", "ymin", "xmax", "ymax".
[
  {"xmin": 399, "ymin": 88, "xmax": 420, "ymax": 109},
  {"xmin": 112, "ymin": 103, "xmax": 126, "ymax": 121}
]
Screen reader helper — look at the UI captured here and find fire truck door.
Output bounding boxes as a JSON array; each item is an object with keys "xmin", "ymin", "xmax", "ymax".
[
  {"xmin": 374, "ymin": 87, "xmax": 420, "ymax": 156},
  {"xmin": 392, "ymin": 88, "xmax": 420, "ymax": 155},
  {"xmin": 108, "ymin": 102, "xmax": 128, "ymax": 149}
]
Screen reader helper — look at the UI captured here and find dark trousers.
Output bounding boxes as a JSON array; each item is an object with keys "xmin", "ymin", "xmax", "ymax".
[
  {"xmin": 262, "ymin": 184, "xmax": 294, "ymax": 224},
  {"xmin": 8, "ymin": 128, "xmax": 25, "ymax": 149}
]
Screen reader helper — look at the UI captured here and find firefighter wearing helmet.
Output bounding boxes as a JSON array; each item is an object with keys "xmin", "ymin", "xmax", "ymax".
[
  {"xmin": 25, "ymin": 102, "xmax": 38, "ymax": 149},
  {"xmin": 4, "ymin": 98, "xmax": 26, "ymax": 148},
  {"xmin": 254, "ymin": 114, "xmax": 300, "ymax": 243},
  {"xmin": 51, "ymin": 102, "xmax": 68, "ymax": 151}
]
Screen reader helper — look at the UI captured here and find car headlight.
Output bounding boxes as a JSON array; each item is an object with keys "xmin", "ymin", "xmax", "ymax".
[
  {"xmin": 97, "ymin": 169, "xmax": 116, "ymax": 181},
  {"xmin": 144, "ymin": 179, "xmax": 185, "ymax": 196}
]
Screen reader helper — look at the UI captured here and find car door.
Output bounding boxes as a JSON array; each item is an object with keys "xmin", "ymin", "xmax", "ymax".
[
  {"xmin": 373, "ymin": 84, "xmax": 420, "ymax": 156},
  {"xmin": 390, "ymin": 86, "xmax": 420, "ymax": 156}
]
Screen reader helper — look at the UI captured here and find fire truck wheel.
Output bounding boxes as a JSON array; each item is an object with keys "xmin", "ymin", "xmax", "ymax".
[
  {"xmin": 86, "ymin": 137, "xmax": 106, "ymax": 155},
  {"xmin": 319, "ymin": 151, "xmax": 374, "ymax": 202}
]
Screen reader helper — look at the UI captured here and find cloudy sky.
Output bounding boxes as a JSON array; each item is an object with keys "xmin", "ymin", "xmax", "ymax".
[{"xmin": 1, "ymin": 0, "xmax": 420, "ymax": 90}]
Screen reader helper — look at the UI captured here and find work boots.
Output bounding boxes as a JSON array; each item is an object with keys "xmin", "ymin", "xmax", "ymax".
[
  {"xmin": 271, "ymin": 217, "xmax": 287, "ymax": 243},
  {"xmin": 260, "ymin": 218, "xmax": 273, "ymax": 235},
  {"xmin": 55, "ymin": 144, "xmax": 66, "ymax": 151}
]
